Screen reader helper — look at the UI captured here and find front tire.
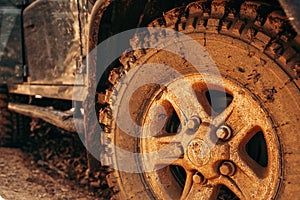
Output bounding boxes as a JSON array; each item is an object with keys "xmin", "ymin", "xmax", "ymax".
[{"xmin": 97, "ymin": 1, "xmax": 300, "ymax": 199}]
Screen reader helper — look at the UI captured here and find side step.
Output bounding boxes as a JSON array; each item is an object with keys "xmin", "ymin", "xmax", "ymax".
[{"xmin": 8, "ymin": 102, "xmax": 83, "ymax": 133}]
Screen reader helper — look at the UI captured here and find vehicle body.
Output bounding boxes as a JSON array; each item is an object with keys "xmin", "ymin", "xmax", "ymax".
[{"xmin": 0, "ymin": 0, "xmax": 300, "ymax": 199}]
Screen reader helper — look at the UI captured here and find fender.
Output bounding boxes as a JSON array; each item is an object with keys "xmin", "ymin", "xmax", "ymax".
[
  {"xmin": 88, "ymin": 0, "xmax": 113, "ymax": 53},
  {"xmin": 85, "ymin": 0, "xmax": 148, "ymax": 172},
  {"xmin": 84, "ymin": 0, "xmax": 112, "ymax": 173}
]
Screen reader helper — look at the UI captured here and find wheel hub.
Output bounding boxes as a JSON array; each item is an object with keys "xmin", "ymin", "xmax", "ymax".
[{"xmin": 187, "ymin": 139, "xmax": 210, "ymax": 166}]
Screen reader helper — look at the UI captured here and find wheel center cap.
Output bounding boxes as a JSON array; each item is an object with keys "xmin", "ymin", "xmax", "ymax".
[{"xmin": 187, "ymin": 139, "xmax": 211, "ymax": 166}]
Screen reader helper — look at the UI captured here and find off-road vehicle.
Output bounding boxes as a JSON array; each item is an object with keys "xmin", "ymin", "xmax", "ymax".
[{"xmin": 0, "ymin": 0, "xmax": 299, "ymax": 199}]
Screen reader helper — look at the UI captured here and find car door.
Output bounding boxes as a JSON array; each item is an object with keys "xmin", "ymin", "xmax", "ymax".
[{"xmin": 23, "ymin": 0, "xmax": 82, "ymax": 85}]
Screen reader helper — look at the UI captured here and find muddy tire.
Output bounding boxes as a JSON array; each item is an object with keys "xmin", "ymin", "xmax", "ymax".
[
  {"xmin": 0, "ymin": 85, "xmax": 14, "ymax": 146},
  {"xmin": 98, "ymin": 1, "xmax": 300, "ymax": 199},
  {"xmin": 0, "ymin": 85, "xmax": 29, "ymax": 147}
]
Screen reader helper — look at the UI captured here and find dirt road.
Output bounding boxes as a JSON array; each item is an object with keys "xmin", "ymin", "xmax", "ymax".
[{"xmin": 0, "ymin": 147, "xmax": 97, "ymax": 200}]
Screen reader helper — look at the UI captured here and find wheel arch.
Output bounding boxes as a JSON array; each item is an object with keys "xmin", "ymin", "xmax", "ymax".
[{"xmin": 88, "ymin": 0, "xmax": 113, "ymax": 53}]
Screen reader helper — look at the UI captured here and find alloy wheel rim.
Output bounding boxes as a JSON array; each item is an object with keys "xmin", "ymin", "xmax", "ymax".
[{"xmin": 140, "ymin": 73, "xmax": 281, "ymax": 199}]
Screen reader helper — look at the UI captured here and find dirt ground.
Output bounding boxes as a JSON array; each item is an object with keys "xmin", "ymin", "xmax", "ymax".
[
  {"xmin": 0, "ymin": 147, "xmax": 96, "ymax": 200},
  {"xmin": 0, "ymin": 119, "xmax": 112, "ymax": 200}
]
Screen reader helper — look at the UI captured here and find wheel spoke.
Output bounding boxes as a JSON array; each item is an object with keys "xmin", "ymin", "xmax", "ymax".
[
  {"xmin": 181, "ymin": 171, "xmax": 193, "ymax": 200},
  {"xmin": 145, "ymin": 154, "xmax": 184, "ymax": 167},
  {"xmin": 232, "ymin": 150, "xmax": 266, "ymax": 181},
  {"xmin": 141, "ymin": 134, "xmax": 184, "ymax": 171},
  {"xmin": 211, "ymin": 99, "xmax": 235, "ymax": 128},
  {"xmin": 142, "ymin": 131, "xmax": 182, "ymax": 152},
  {"xmin": 221, "ymin": 152, "xmax": 267, "ymax": 199},
  {"xmin": 219, "ymin": 176, "xmax": 244, "ymax": 198},
  {"xmin": 144, "ymin": 100, "xmax": 175, "ymax": 135},
  {"xmin": 212, "ymin": 94, "xmax": 258, "ymax": 137},
  {"xmin": 167, "ymin": 79, "xmax": 210, "ymax": 122},
  {"xmin": 186, "ymin": 185, "xmax": 218, "ymax": 200},
  {"xmin": 181, "ymin": 172, "xmax": 218, "ymax": 200},
  {"xmin": 229, "ymin": 121, "xmax": 257, "ymax": 149},
  {"xmin": 196, "ymin": 91, "xmax": 215, "ymax": 117},
  {"xmin": 142, "ymin": 153, "xmax": 184, "ymax": 172},
  {"xmin": 212, "ymin": 87, "xmax": 253, "ymax": 126},
  {"xmin": 220, "ymin": 171, "xmax": 264, "ymax": 199}
]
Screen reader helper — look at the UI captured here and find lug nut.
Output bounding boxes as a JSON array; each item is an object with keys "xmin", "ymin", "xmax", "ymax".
[
  {"xmin": 219, "ymin": 161, "xmax": 236, "ymax": 176},
  {"xmin": 193, "ymin": 172, "xmax": 205, "ymax": 184},
  {"xmin": 187, "ymin": 117, "xmax": 200, "ymax": 131},
  {"xmin": 216, "ymin": 125, "xmax": 232, "ymax": 141}
]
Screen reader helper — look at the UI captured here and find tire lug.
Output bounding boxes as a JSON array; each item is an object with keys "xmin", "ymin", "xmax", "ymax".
[
  {"xmin": 216, "ymin": 125, "xmax": 232, "ymax": 141},
  {"xmin": 219, "ymin": 161, "xmax": 236, "ymax": 176},
  {"xmin": 187, "ymin": 117, "xmax": 200, "ymax": 132},
  {"xmin": 192, "ymin": 172, "xmax": 206, "ymax": 184},
  {"xmin": 113, "ymin": 186, "xmax": 120, "ymax": 193}
]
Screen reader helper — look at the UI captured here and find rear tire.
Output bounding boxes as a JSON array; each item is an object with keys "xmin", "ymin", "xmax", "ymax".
[
  {"xmin": 0, "ymin": 85, "xmax": 29, "ymax": 147},
  {"xmin": 0, "ymin": 85, "xmax": 14, "ymax": 146}
]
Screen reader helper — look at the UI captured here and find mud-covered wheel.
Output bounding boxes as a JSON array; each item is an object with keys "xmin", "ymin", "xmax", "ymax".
[
  {"xmin": 0, "ymin": 85, "xmax": 29, "ymax": 147},
  {"xmin": 98, "ymin": 1, "xmax": 300, "ymax": 199},
  {"xmin": 0, "ymin": 85, "xmax": 14, "ymax": 146}
]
